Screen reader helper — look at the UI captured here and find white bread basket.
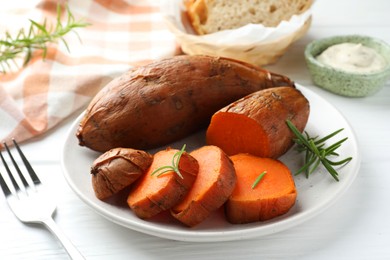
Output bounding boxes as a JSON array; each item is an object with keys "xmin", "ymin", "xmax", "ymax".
[{"xmin": 160, "ymin": 0, "xmax": 313, "ymax": 66}]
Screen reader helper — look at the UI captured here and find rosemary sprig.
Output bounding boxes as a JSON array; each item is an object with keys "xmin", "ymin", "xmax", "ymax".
[
  {"xmin": 286, "ymin": 120, "xmax": 352, "ymax": 181},
  {"xmin": 251, "ymin": 171, "xmax": 267, "ymax": 189},
  {"xmin": 0, "ymin": 4, "xmax": 90, "ymax": 73},
  {"xmin": 151, "ymin": 144, "xmax": 187, "ymax": 179}
]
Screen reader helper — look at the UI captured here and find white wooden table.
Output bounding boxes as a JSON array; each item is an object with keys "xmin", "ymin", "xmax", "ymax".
[{"xmin": 1, "ymin": 0, "xmax": 390, "ymax": 259}]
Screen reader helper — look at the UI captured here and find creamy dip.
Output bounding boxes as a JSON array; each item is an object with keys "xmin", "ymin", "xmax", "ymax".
[{"xmin": 316, "ymin": 42, "xmax": 387, "ymax": 74}]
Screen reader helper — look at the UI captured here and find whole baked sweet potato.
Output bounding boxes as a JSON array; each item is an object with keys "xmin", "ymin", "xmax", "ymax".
[
  {"xmin": 77, "ymin": 55, "xmax": 295, "ymax": 152},
  {"xmin": 91, "ymin": 148, "xmax": 153, "ymax": 200}
]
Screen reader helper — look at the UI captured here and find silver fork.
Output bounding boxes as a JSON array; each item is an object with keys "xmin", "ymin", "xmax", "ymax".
[{"xmin": 0, "ymin": 139, "xmax": 85, "ymax": 260}]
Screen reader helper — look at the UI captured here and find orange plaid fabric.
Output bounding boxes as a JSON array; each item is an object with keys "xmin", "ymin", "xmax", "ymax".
[{"xmin": 0, "ymin": 0, "xmax": 180, "ymax": 147}]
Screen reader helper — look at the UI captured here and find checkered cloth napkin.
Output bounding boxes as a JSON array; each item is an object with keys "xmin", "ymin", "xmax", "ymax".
[{"xmin": 0, "ymin": 0, "xmax": 179, "ymax": 147}]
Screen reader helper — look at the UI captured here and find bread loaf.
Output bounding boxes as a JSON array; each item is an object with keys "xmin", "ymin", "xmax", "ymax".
[{"xmin": 185, "ymin": 0, "xmax": 312, "ymax": 35}]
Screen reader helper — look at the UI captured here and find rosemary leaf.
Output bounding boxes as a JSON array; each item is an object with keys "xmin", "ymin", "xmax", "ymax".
[
  {"xmin": 314, "ymin": 128, "xmax": 344, "ymax": 145},
  {"xmin": 295, "ymin": 152, "xmax": 316, "ymax": 176},
  {"xmin": 251, "ymin": 171, "xmax": 267, "ymax": 189},
  {"xmin": 150, "ymin": 166, "xmax": 174, "ymax": 177},
  {"xmin": 321, "ymin": 159, "xmax": 339, "ymax": 181},
  {"xmin": 325, "ymin": 157, "xmax": 353, "ymax": 166},
  {"xmin": 308, "ymin": 157, "xmax": 321, "ymax": 176},
  {"xmin": 325, "ymin": 137, "xmax": 349, "ymax": 155}
]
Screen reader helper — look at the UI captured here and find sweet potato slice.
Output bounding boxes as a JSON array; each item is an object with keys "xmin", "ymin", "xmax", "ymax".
[
  {"xmin": 171, "ymin": 145, "xmax": 236, "ymax": 227},
  {"xmin": 76, "ymin": 55, "xmax": 295, "ymax": 152},
  {"xmin": 206, "ymin": 86, "xmax": 309, "ymax": 158},
  {"xmin": 226, "ymin": 153, "xmax": 297, "ymax": 224},
  {"xmin": 127, "ymin": 148, "xmax": 199, "ymax": 219},
  {"xmin": 91, "ymin": 148, "xmax": 153, "ymax": 200}
]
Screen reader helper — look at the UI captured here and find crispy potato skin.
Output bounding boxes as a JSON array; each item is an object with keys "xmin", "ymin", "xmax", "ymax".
[
  {"xmin": 76, "ymin": 55, "xmax": 295, "ymax": 152},
  {"xmin": 91, "ymin": 148, "xmax": 153, "ymax": 200}
]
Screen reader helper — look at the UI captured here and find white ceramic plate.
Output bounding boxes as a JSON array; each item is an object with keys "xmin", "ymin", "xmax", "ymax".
[{"xmin": 61, "ymin": 85, "xmax": 361, "ymax": 242}]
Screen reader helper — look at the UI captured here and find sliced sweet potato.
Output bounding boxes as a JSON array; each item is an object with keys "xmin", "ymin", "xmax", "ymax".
[
  {"xmin": 206, "ymin": 86, "xmax": 309, "ymax": 158},
  {"xmin": 127, "ymin": 147, "xmax": 199, "ymax": 219},
  {"xmin": 91, "ymin": 148, "xmax": 153, "ymax": 200},
  {"xmin": 226, "ymin": 153, "xmax": 297, "ymax": 224},
  {"xmin": 171, "ymin": 145, "xmax": 236, "ymax": 227}
]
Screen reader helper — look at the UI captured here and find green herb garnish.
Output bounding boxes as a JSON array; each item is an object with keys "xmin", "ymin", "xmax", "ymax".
[
  {"xmin": 151, "ymin": 144, "xmax": 187, "ymax": 179},
  {"xmin": 252, "ymin": 171, "xmax": 267, "ymax": 189},
  {"xmin": 0, "ymin": 4, "xmax": 89, "ymax": 73},
  {"xmin": 286, "ymin": 120, "xmax": 352, "ymax": 181}
]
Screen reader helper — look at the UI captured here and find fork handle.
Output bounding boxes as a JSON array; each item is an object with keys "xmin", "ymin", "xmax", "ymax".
[{"xmin": 42, "ymin": 217, "xmax": 85, "ymax": 260}]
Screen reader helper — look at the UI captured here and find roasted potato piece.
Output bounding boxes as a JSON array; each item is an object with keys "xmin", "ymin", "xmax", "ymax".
[
  {"xmin": 226, "ymin": 154, "xmax": 297, "ymax": 224},
  {"xmin": 206, "ymin": 87, "xmax": 310, "ymax": 158},
  {"xmin": 91, "ymin": 148, "xmax": 153, "ymax": 200},
  {"xmin": 127, "ymin": 148, "xmax": 199, "ymax": 219},
  {"xmin": 171, "ymin": 145, "xmax": 236, "ymax": 227}
]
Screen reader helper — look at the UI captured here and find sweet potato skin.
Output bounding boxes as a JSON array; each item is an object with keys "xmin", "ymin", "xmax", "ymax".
[
  {"xmin": 171, "ymin": 145, "xmax": 236, "ymax": 227},
  {"xmin": 206, "ymin": 86, "xmax": 310, "ymax": 158},
  {"xmin": 91, "ymin": 148, "xmax": 153, "ymax": 200},
  {"xmin": 127, "ymin": 148, "xmax": 199, "ymax": 219},
  {"xmin": 76, "ymin": 55, "xmax": 295, "ymax": 152},
  {"xmin": 226, "ymin": 154, "xmax": 297, "ymax": 224}
]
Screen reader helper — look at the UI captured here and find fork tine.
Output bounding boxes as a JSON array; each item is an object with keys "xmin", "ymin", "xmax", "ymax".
[
  {"xmin": 4, "ymin": 142, "xmax": 29, "ymax": 189},
  {"xmin": 13, "ymin": 139, "xmax": 41, "ymax": 185},
  {"xmin": 0, "ymin": 149, "xmax": 19, "ymax": 193},
  {"xmin": 0, "ymin": 170, "xmax": 12, "ymax": 197}
]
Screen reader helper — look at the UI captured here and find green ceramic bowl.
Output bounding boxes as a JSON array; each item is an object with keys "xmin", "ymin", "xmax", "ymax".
[{"xmin": 304, "ymin": 35, "xmax": 390, "ymax": 97}]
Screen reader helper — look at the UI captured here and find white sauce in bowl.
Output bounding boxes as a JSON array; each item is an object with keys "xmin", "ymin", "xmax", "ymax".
[{"xmin": 316, "ymin": 43, "xmax": 387, "ymax": 74}]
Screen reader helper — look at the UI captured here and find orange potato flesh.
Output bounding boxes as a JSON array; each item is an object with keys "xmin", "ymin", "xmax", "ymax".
[
  {"xmin": 127, "ymin": 148, "xmax": 198, "ymax": 219},
  {"xmin": 206, "ymin": 113, "xmax": 269, "ymax": 157},
  {"xmin": 226, "ymin": 153, "xmax": 297, "ymax": 224},
  {"xmin": 171, "ymin": 145, "xmax": 236, "ymax": 227}
]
